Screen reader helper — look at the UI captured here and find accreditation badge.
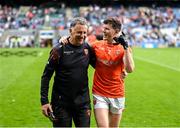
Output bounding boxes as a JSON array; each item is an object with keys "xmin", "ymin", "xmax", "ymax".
[{"xmin": 84, "ymin": 49, "xmax": 88, "ymax": 56}]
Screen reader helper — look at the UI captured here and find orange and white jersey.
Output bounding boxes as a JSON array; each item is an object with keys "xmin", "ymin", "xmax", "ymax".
[{"xmin": 91, "ymin": 40, "xmax": 125, "ymax": 98}]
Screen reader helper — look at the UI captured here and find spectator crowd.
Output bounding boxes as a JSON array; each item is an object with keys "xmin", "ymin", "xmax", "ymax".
[{"xmin": 0, "ymin": 3, "xmax": 179, "ymax": 47}]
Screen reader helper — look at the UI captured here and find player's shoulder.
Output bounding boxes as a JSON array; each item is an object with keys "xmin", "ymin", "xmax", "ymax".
[
  {"xmin": 96, "ymin": 40, "xmax": 104, "ymax": 44},
  {"xmin": 89, "ymin": 40, "xmax": 102, "ymax": 47},
  {"xmin": 53, "ymin": 43, "xmax": 63, "ymax": 50},
  {"xmin": 50, "ymin": 43, "xmax": 63, "ymax": 56}
]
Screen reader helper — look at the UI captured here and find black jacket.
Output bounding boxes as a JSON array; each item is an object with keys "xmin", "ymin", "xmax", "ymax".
[{"xmin": 41, "ymin": 42, "xmax": 95, "ymax": 107}]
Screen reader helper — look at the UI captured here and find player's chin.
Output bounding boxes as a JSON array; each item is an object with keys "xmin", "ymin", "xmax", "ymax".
[
  {"xmin": 77, "ymin": 39, "xmax": 84, "ymax": 45},
  {"xmin": 76, "ymin": 40, "xmax": 84, "ymax": 45}
]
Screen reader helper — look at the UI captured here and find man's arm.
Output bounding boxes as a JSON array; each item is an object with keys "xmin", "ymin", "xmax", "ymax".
[
  {"xmin": 88, "ymin": 44, "xmax": 96, "ymax": 68},
  {"xmin": 41, "ymin": 48, "xmax": 60, "ymax": 116},
  {"xmin": 121, "ymin": 70, "xmax": 128, "ymax": 79},
  {"xmin": 41, "ymin": 48, "xmax": 59, "ymax": 105},
  {"xmin": 123, "ymin": 48, "xmax": 135, "ymax": 73},
  {"xmin": 113, "ymin": 33, "xmax": 135, "ymax": 73}
]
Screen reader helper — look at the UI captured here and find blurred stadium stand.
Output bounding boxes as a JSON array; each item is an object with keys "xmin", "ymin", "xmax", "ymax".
[
  {"xmin": 0, "ymin": 0, "xmax": 179, "ymax": 48},
  {"xmin": 1, "ymin": 0, "xmax": 180, "ymax": 7}
]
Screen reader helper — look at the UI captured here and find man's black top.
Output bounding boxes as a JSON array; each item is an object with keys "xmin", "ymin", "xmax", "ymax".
[{"xmin": 41, "ymin": 42, "xmax": 95, "ymax": 108}]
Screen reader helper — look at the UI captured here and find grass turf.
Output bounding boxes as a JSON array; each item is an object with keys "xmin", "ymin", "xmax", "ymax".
[{"xmin": 0, "ymin": 48, "xmax": 180, "ymax": 127}]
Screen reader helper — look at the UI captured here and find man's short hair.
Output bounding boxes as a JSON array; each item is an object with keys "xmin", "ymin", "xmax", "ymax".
[
  {"xmin": 103, "ymin": 17, "xmax": 122, "ymax": 31},
  {"xmin": 70, "ymin": 17, "xmax": 88, "ymax": 28}
]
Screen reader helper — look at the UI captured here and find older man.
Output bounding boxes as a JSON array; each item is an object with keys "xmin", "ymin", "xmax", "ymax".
[{"xmin": 40, "ymin": 17, "xmax": 95, "ymax": 127}]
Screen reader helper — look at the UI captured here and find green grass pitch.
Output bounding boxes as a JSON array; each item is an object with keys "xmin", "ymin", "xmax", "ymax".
[{"xmin": 0, "ymin": 48, "xmax": 180, "ymax": 127}]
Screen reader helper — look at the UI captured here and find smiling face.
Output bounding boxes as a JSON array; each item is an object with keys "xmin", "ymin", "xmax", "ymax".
[
  {"xmin": 102, "ymin": 23, "xmax": 117, "ymax": 42},
  {"xmin": 102, "ymin": 17, "xmax": 122, "ymax": 43},
  {"xmin": 70, "ymin": 23, "xmax": 88, "ymax": 46}
]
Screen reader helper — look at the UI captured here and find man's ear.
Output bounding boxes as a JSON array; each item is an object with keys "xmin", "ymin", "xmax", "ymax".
[
  {"xmin": 69, "ymin": 28, "xmax": 72, "ymax": 34},
  {"xmin": 114, "ymin": 29, "xmax": 121, "ymax": 38},
  {"xmin": 115, "ymin": 29, "xmax": 120, "ymax": 34}
]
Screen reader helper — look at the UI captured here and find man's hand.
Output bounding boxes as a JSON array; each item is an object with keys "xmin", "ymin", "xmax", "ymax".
[
  {"xmin": 59, "ymin": 36, "xmax": 69, "ymax": 45},
  {"xmin": 113, "ymin": 33, "xmax": 128, "ymax": 50},
  {"xmin": 41, "ymin": 103, "xmax": 53, "ymax": 117},
  {"xmin": 121, "ymin": 70, "xmax": 128, "ymax": 79}
]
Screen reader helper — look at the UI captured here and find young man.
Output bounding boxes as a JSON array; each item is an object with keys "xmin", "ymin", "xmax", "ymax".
[
  {"xmin": 90, "ymin": 17, "xmax": 135, "ymax": 127},
  {"xmin": 40, "ymin": 17, "xmax": 95, "ymax": 127}
]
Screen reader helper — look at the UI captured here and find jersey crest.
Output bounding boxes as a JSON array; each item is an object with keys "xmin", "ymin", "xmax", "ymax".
[{"xmin": 115, "ymin": 50, "xmax": 121, "ymax": 55}]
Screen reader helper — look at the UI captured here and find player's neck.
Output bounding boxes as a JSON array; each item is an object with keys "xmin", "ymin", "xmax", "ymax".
[{"xmin": 105, "ymin": 38, "xmax": 115, "ymax": 44}]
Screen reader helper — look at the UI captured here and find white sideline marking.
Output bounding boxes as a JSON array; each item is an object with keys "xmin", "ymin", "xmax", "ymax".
[{"xmin": 135, "ymin": 56, "xmax": 180, "ymax": 72}]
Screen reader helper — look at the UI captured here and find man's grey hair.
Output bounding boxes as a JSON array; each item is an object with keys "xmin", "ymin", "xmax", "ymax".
[{"xmin": 70, "ymin": 17, "xmax": 88, "ymax": 28}]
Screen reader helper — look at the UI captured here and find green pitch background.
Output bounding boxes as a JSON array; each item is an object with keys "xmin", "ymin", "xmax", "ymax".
[{"xmin": 0, "ymin": 48, "xmax": 180, "ymax": 127}]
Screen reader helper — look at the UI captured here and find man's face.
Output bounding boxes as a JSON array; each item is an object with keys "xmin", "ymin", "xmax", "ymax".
[
  {"xmin": 102, "ymin": 24, "xmax": 117, "ymax": 41},
  {"xmin": 70, "ymin": 24, "xmax": 88, "ymax": 45}
]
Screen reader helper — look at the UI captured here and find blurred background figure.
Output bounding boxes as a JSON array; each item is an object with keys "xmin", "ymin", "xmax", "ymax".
[{"xmin": 9, "ymin": 36, "xmax": 20, "ymax": 48}]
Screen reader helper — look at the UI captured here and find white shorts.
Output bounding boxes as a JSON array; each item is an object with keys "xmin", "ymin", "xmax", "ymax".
[{"xmin": 93, "ymin": 94, "xmax": 125, "ymax": 114}]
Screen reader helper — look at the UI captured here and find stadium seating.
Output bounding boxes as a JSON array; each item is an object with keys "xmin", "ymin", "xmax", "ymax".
[{"xmin": 0, "ymin": 4, "xmax": 179, "ymax": 48}]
